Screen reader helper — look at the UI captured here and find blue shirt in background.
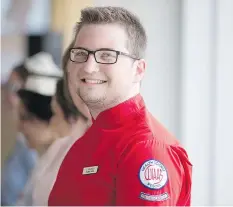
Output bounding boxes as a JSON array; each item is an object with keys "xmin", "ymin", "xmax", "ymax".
[{"xmin": 1, "ymin": 133, "xmax": 38, "ymax": 206}]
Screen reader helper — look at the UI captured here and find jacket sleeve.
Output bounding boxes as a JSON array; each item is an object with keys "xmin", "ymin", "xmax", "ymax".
[{"xmin": 115, "ymin": 139, "xmax": 192, "ymax": 206}]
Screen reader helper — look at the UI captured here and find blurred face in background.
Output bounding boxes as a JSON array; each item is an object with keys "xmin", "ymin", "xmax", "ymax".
[
  {"xmin": 18, "ymin": 101, "xmax": 54, "ymax": 149},
  {"xmin": 49, "ymin": 96, "xmax": 71, "ymax": 138},
  {"xmin": 3, "ymin": 71, "xmax": 24, "ymax": 111}
]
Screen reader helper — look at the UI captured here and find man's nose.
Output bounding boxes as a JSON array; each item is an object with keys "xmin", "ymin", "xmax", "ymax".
[{"xmin": 82, "ymin": 54, "xmax": 99, "ymax": 73}]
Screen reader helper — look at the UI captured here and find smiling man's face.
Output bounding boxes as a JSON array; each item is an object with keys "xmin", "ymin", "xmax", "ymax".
[{"xmin": 67, "ymin": 24, "xmax": 142, "ymax": 112}]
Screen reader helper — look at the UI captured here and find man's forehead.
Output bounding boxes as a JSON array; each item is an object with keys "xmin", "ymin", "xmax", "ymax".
[{"xmin": 74, "ymin": 24, "xmax": 128, "ymax": 51}]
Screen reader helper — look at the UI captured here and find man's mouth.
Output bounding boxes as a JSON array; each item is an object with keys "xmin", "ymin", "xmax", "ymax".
[{"xmin": 81, "ymin": 79, "xmax": 107, "ymax": 84}]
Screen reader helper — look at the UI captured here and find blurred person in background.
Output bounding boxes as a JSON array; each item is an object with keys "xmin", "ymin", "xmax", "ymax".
[
  {"xmin": 48, "ymin": 6, "xmax": 192, "ymax": 206},
  {"xmin": 2, "ymin": 63, "xmax": 28, "ymax": 113},
  {"xmin": 28, "ymin": 78, "xmax": 91, "ymax": 206},
  {"xmin": 13, "ymin": 53, "xmax": 62, "ymax": 206},
  {"xmin": 1, "ymin": 61, "xmax": 38, "ymax": 206},
  {"xmin": 1, "ymin": 52, "xmax": 62, "ymax": 206}
]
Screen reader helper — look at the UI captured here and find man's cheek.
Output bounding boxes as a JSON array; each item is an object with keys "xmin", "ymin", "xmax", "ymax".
[{"xmin": 68, "ymin": 74, "xmax": 76, "ymax": 87}]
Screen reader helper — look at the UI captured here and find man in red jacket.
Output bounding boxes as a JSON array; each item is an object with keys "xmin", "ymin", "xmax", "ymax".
[{"xmin": 49, "ymin": 6, "xmax": 192, "ymax": 206}]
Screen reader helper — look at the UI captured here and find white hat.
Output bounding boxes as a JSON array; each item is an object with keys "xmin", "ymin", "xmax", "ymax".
[
  {"xmin": 25, "ymin": 52, "xmax": 63, "ymax": 77},
  {"xmin": 24, "ymin": 52, "xmax": 63, "ymax": 96},
  {"xmin": 25, "ymin": 75, "xmax": 60, "ymax": 96}
]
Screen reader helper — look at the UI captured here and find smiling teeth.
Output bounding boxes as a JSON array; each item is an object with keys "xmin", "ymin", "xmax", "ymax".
[{"xmin": 85, "ymin": 79, "xmax": 105, "ymax": 84}]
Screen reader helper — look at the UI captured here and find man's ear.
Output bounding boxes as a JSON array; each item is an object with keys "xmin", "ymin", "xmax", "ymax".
[{"xmin": 133, "ymin": 59, "xmax": 146, "ymax": 83}]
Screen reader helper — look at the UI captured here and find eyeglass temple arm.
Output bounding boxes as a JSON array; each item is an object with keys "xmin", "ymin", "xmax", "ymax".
[{"xmin": 119, "ymin": 51, "xmax": 140, "ymax": 60}]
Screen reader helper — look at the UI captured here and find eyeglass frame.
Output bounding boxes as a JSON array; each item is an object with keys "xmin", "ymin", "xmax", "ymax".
[{"xmin": 69, "ymin": 47, "xmax": 140, "ymax": 64}]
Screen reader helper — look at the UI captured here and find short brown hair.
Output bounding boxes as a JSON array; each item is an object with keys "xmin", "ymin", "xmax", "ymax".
[{"xmin": 75, "ymin": 6, "xmax": 147, "ymax": 58}]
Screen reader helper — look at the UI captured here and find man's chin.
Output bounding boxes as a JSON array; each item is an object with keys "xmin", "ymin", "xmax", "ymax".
[
  {"xmin": 80, "ymin": 93, "xmax": 105, "ymax": 105},
  {"xmin": 82, "ymin": 96, "xmax": 101, "ymax": 104}
]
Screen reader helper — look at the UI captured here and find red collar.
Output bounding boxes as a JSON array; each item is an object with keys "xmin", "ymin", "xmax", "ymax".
[{"xmin": 92, "ymin": 94, "xmax": 145, "ymax": 129}]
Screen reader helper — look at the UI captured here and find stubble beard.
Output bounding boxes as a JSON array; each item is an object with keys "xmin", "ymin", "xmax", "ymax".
[
  {"xmin": 76, "ymin": 87, "xmax": 106, "ymax": 110},
  {"xmin": 76, "ymin": 87, "xmax": 123, "ymax": 114}
]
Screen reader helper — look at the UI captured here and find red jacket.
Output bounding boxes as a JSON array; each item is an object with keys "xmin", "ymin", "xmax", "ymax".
[{"xmin": 48, "ymin": 94, "xmax": 192, "ymax": 206}]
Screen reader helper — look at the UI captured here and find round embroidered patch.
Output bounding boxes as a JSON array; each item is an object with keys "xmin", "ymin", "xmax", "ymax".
[{"xmin": 139, "ymin": 159, "xmax": 168, "ymax": 190}]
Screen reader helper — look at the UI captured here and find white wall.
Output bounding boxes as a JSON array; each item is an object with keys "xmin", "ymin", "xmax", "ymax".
[
  {"xmin": 180, "ymin": 0, "xmax": 216, "ymax": 205},
  {"xmin": 25, "ymin": 0, "xmax": 51, "ymax": 35},
  {"xmin": 181, "ymin": 0, "xmax": 233, "ymax": 205},
  {"xmin": 214, "ymin": 0, "xmax": 233, "ymax": 205},
  {"xmin": 1, "ymin": 0, "xmax": 50, "ymax": 36},
  {"xmin": 94, "ymin": 0, "xmax": 233, "ymax": 205},
  {"xmin": 1, "ymin": 35, "xmax": 26, "ymax": 83}
]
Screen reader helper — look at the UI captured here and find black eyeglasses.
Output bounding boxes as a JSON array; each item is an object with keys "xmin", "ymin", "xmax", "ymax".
[{"xmin": 69, "ymin": 47, "xmax": 139, "ymax": 64}]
